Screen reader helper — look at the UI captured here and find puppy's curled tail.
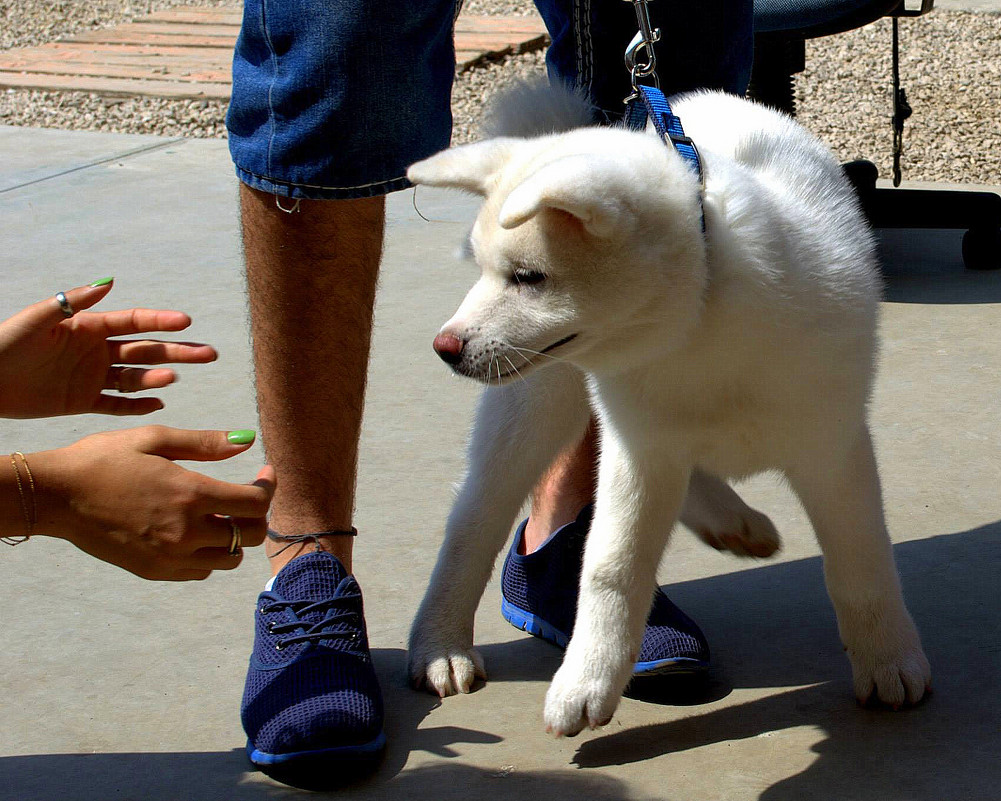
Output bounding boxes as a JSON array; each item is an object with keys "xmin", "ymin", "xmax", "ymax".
[{"xmin": 481, "ymin": 78, "xmax": 597, "ymax": 139}]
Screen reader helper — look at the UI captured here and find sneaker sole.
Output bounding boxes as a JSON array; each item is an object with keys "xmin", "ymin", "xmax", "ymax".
[
  {"xmin": 502, "ymin": 597, "xmax": 571, "ymax": 648},
  {"xmin": 247, "ymin": 730, "xmax": 386, "ymax": 789},
  {"xmin": 501, "ymin": 597, "xmax": 709, "ymax": 677}
]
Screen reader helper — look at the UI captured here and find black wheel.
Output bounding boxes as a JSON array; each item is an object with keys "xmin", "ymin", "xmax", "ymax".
[{"xmin": 962, "ymin": 228, "xmax": 1001, "ymax": 270}]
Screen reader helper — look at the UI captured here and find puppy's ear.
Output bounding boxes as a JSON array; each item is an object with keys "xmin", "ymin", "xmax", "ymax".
[
  {"xmin": 498, "ymin": 156, "xmax": 624, "ymax": 238},
  {"xmin": 407, "ymin": 139, "xmax": 517, "ymax": 195}
]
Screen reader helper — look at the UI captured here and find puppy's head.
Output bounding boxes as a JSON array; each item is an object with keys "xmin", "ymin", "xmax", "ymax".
[{"xmin": 408, "ymin": 127, "xmax": 706, "ymax": 384}]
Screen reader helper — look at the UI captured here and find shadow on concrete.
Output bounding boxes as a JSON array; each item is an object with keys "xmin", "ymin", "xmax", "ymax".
[
  {"xmin": 0, "ymin": 753, "xmax": 651, "ymax": 801},
  {"xmin": 3, "ymin": 522, "xmax": 995, "ymax": 800},
  {"xmin": 484, "ymin": 634, "xmax": 733, "ymax": 706},
  {"xmin": 572, "ymin": 520, "xmax": 1001, "ymax": 800},
  {"xmin": 878, "ymin": 228, "xmax": 1001, "ymax": 304},
  {"xmin": 373, "ymin": 647, "xmax": 501, "ymax": 779}
]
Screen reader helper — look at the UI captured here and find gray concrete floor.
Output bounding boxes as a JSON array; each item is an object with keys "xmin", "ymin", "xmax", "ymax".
[
  {"xmin": 936, "ymin": 0, "xmax": 1000, "ymax": 10},
  {"xmin": 1, "ymin": 126, "xmax": 1000, "ymax": 800}
]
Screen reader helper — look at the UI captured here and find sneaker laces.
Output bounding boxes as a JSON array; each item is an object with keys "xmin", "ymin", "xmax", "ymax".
[{"xmin": 262, "ymin": 591, "xmax": 367, "ymax": 655}]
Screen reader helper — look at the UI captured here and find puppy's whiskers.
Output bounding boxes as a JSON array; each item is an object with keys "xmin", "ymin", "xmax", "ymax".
[
  {"xmin": 502, "ymin": 355, "xmax": 525, "ymax": 383},
  {"xmin": 509, "ymin": 344, "xmax": 569, "ymax": 366}
]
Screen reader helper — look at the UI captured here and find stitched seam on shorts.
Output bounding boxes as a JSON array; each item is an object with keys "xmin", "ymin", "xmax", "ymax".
[
  {"xmin": 573, "ymin": 0, "xmax": 583, "ymax": 87},
  {"xmin": 260, "ymin": 0, "xmax": 279, "ymax": 178},
  {"xmin": 572, "ymin": 0, "xmax": 594, "ymax": 96},
  {"xmin": 237, "ymin": 166, "xmax": 409, "ymax": 192}
]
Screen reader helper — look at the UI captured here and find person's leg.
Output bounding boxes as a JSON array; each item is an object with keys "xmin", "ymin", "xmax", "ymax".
[
  {"xmin": 521, "ymin": 420, "xmax": 598, "ymax": 553},
  {"xmin": 229, "ymin": 0, "xmax": 457, "ymax": 785},
  {"xmin": 536, "ymin": 0, "xmax": 753, "ymax": 121},
  {"xmin": 240, "ymin": 186, "xmax": 384, "ymax": 575}
]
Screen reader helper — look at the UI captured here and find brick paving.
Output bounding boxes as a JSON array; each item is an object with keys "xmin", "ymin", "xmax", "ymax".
[{"xmin": 0, "ymin": 6, "xmax": 549, "ymax": 100}]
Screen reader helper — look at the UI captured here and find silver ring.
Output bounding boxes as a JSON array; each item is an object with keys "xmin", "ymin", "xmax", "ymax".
[
  {"xmin": 228, "ymin": 519, "xmax": 242, "ymax": 555},
  {"xmin": 55, "ymin": 292, "xmax": 75, "ymax": 318}
]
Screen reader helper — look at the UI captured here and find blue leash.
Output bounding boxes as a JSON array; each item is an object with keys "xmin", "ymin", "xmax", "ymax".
[
  {"xmin": 621, "ymin": 3, "xmax": 704, "ymax": 231},
  {"xmin": 623, "ymin": 85, "xmax": 703, "ymax": 183},
  {"xmin": 624, "ymin": 84, "xmax": 705, "ymax": 232}
]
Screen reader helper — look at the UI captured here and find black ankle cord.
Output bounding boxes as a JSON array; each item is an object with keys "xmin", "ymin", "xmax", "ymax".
[{"xmin": 266, "ymin": 528, "xmax": 358, "ymax": 557}]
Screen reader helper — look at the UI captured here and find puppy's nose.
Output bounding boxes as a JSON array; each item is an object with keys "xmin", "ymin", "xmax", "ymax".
[{"xmin": 433, "ymin": 332, "xmax": 465, "ymax": 365}]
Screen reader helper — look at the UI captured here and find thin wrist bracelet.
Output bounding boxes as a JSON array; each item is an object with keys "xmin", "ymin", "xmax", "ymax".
[{"xmin": 5, "ymin": 452, "xmax": 36, "ymax": 546}]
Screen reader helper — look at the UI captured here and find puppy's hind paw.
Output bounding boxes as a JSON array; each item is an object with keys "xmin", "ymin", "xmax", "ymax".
[
  {"xmin": 408, "ymin": 645, "xmax": 486, "ymax": 698},
  {"xmin": 851, "ymin": 644, "xmax": 931, "ymax": 709},
  {"xmin": 697, "ymin": 505, "xmax": 781, "ymax": 558},
  {"xmin": 837, "ymin": 602, "xmax": 931, "ymax": 708}
]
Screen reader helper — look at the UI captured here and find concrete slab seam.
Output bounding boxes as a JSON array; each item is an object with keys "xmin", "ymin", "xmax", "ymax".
[{"xmin": 0, "ymin": 136, "xmax": 188, "ymax": 195}]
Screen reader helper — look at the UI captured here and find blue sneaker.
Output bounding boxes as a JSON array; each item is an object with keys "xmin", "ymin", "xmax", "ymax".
[
  {"xmin": 241, "ymin": 551, "xmax": 385, "ymax": 789},
  {"xmin": 501, "ymin": 505, "xmax": 710, "ymax": 676}
]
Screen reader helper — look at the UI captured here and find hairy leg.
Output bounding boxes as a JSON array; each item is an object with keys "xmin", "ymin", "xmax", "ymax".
[
  {"xmin": 522, "ymin": 419, "xmax": 599, "ymax": 553},
  {"xmin": 240, "ymin": 184, "xmax": 384, "ymax": 575}
]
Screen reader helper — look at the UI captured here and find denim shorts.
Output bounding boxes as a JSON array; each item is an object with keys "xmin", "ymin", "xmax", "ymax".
[{"xmin": 227, "ymin": 0, "xmax": 752, "ymax": 201}]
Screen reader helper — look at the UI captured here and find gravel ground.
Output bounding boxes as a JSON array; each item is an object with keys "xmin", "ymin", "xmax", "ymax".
[
  {"xmin": 798, "ymin": 11, "xmax": 1001, "ymax": 185},
  {"xmin": 1, "ymin": 1, "xmax": 999, "ymax": 185}
]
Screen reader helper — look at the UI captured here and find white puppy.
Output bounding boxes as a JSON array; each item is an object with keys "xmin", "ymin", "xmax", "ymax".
[{"xmin": 406, "ymin": 83, "xmax": 930, "ymax": 736}]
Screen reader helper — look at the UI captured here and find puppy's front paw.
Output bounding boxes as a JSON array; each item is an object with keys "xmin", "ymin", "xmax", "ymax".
[
  {"xmin": 408, "ymin": 621, "xmax": 486, "ymax": 698},
  {"xmin": 543, "ymin": 657, "xmax": 623, "ymax": 737},
  {"xmin": 696, "ymin": 504, "xmax": 781, "ymax": 558},
  {"xmin": 843, "ymin": 612, "xmax": 931, "ymax": 708}
]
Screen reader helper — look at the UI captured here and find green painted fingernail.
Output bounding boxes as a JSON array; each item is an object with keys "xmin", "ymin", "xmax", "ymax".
[
  {"xmin": 90, "ymin": 277, "xmax": 114, "ymax": 287},
  {"xmin": 227, "ymin": 429, "xmax": 256, "ymax": 445}
]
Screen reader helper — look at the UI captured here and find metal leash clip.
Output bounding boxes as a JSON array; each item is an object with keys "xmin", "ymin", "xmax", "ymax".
[{"xmin": 622, "ymin": 0, "xmax": 661, "ymax": 101}]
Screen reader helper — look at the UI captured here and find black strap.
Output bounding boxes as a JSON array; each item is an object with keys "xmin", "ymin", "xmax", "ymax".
[{"xmin": 266, "ymin": 528, "xmax": 358, "ymax": 557}]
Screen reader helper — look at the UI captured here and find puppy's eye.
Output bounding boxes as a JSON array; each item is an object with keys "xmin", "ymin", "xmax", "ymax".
[{"xmin": 511, "ymin": 268, "xmax": 547, "ymax": 286}]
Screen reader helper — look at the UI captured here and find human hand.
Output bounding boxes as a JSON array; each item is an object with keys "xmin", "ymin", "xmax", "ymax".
[
  {"xmin": 0, "ymin": 279, "xmax": 217, "ymax": 418},
  {"xmin": 29, "ymin": 426, "xmax": 275, "ymax": 581}
]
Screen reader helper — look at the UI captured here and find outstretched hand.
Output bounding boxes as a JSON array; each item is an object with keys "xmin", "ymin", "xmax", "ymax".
[
  {"xmin": 32, "ymin": 426, "xmax": 276, "ymax": 581},
  {"xmin": 0, "ymin": 280, "xmax": 217, "ymax": 418}
]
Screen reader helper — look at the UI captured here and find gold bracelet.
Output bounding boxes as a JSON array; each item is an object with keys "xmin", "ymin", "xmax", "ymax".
[{"xmin": 5, "ymin": 452, "xmax": 35, "ymax": 546}]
